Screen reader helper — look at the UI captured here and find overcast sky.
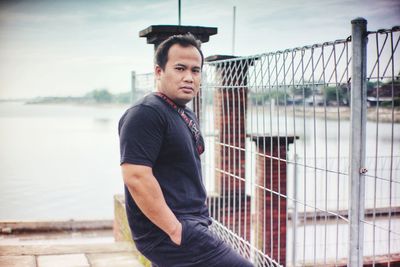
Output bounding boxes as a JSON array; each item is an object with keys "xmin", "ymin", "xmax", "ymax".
[{"xmin": 0, "ymin": 0, "xmax": 399, "ymax": 99}]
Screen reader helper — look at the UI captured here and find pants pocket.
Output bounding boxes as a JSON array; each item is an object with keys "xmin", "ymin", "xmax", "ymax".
[
  {"xmin": 165, "ymin": 219, "xmax": 192, "ymax": 248},
  {"xmin": 183, "ymin": 220, "xmax": 221, "ymax": 256}
]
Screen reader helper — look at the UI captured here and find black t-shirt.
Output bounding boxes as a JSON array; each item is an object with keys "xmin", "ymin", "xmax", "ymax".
[{"xmin": 118, "ymin": 93, "xmax": 210, "ymax": 252}]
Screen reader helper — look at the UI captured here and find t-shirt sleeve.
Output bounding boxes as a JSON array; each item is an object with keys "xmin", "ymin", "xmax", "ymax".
[{"xmin": 118, "ymin": 105, "xmax": 164, "ymax": 167}]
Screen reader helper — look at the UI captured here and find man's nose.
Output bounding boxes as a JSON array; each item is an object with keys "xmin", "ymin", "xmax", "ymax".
[{"xmin": 183, "ymin": 71, "xmax": 194, "ymax": 83}]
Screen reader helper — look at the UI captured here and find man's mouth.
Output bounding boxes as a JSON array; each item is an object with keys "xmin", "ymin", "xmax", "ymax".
[{"xmin": 180, "ymin": 86, "xmax": 194, "ymax": 93}]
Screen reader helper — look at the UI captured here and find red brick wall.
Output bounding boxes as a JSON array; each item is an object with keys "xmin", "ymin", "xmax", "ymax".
[
  {"xmin": 212, "ymin": 87, "xmax": 250, "ymax": 241},
  {"xmin": 214, "ymin": 88, "xmax": 247, "ymax": 194},
  {"xmin": 253, "ymin": 136, "xmax": 296, "ymax": 266},
  {"xmin": 210, "ymin": 57, "xmax": 251, "ymax": 242}
]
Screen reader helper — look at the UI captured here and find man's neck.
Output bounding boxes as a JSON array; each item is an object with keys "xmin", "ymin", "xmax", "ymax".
[{"xmin": 156, "ymin": 90, "xmax": 186, "ymax": 108}]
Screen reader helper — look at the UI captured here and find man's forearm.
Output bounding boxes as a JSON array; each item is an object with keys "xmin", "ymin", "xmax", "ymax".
[{"xmin": 125, "ymin": 172, "xmax": 181, "ymax": 242}]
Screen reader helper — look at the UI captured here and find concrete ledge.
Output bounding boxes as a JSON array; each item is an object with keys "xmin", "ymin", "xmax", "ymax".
[
  {"xmin": 37, "ymin": 254, "xmax": 89, "ymax": 267},
  {"xmin": 114, "ymin": 194, "xmax": 151, "ymax": 267},
  {"xmin": 87, "ymin": 252, "xmax": 142, "ymax": 267},
  {"xmin": 302, "ymin": 253, "xmax": 400, "ymax": 267},
  {"xmin": 0, "ymin": 256, "xmax": 36, "ymax": 267},
  {"xmin": 113, "ymin": 195, "xmax": 133, "ymax": 243},
  {"xmin": 0, "ymin": 242, "xmax": 135, "ymax": 256},
  {"xmin": 0, "ymin": 220, "xmax": 112, "ymax": 234}
]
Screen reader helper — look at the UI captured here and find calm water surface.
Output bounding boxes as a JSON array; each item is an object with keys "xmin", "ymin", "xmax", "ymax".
[
  {"xmin": 0, "ymin": 102, "xmax": 129, "ymax": 220},
  {"xmin": 1, "ymin": 102, "xmax": 399, "ymax": 222}
]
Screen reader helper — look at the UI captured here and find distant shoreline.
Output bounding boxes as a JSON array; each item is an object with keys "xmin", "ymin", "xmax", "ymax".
[
  {"xmin": 0, "ymin": 99, "xmax": 130, "ymax": 108},
  {"xmin": 250, "ymin": 106, "xmax": 400, "ymax": 123},
  {"xmin": 1, "ymin": 100, "xmax": 398, "ymax": 123},
  {"xmin": 25, "ymin": 101, "xmax": 131, "ymax": 108},
  {"xmin": 0, "ymin": 89, "xmax": 132, "ymax": 106},
  {"xmin": 0, "ymin": 99, "xmax": 27, "ymax": 103}
]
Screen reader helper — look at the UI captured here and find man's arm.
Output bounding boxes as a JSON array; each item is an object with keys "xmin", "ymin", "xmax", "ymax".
[{"xmin": 121, "ymin": 163, "xmax": 182, "ymax": 245}]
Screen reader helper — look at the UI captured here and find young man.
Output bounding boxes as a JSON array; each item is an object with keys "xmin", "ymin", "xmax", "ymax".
[{"xmin": 119, "ymin": 33, "xmax": 253, "ymax": 267}]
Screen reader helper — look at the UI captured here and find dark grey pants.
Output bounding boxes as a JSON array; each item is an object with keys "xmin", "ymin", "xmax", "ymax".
[{"xmin": 141, "ymin": 219, "xmax": 254, "ymax": 267}]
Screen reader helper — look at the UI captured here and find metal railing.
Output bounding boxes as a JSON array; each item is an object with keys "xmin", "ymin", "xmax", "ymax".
[
  {"xmin": 131, "ymin": 71, "xmax": 154, "ymax": 103},
  {"xmin": 362, "ymin": 24, "xmax": 400, "ymax": 267},
  {"xmin": 198, "ymin": 18, "xmax": 400, "ymax": 267}
]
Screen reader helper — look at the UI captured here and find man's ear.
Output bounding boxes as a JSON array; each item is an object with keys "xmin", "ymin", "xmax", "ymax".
[{"xmin": 155, "ymin": 65, "xmax": 162, "ymax": 80}]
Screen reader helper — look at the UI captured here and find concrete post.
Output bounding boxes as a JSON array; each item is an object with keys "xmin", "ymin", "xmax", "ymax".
[
  {"xmin": 139, "ymin": 25, "xmax": 217, "ymax": 51},
  {"xmin": 252, "ymin": 135, "xmax": 297, "ymax": 267},
  {"xmin": 348, "ymin": 17, "xmax": 368, "ymax": 267}
]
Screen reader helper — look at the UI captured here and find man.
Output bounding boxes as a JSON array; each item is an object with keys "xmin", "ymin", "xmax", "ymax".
[{"xmin": 119, "ymin": 33, "xmax": 253, "ymax": 267}]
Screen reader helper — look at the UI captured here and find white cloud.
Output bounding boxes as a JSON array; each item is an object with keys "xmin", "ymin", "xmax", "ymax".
[{"xmin": 0, "ymin": 0, "xmax": 399, "ymax": 98}]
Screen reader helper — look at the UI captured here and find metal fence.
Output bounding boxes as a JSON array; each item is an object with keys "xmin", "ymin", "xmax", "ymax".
[
  {"xmin": 198, "ymin": 18, "xmax": 400, "ymax": 266},
  {"xmin": 362, "ymin": 24, "xmax": 400, "ymax": 267},
  {"xmin": 131, "ymin": 71, "xmax": 154, "ymax": 103}
]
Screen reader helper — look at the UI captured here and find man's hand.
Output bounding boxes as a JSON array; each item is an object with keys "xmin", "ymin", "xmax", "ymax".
[{"xmin": 169, "ymin": 221, "xmax": 182, "ymax": 246}]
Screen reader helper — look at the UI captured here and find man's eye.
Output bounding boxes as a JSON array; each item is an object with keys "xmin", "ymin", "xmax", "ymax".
[
  {"xmin": 193, "ymin": 69, "xmax": 201, "ymax": 73},
  {"xmin": 176, "ymin": 67, "xmax": 184, "ymax": 71}
]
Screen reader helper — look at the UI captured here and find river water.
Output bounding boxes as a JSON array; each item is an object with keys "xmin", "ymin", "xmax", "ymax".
[
  {"xmin": 0, "ymin": 101, "xmax": 398, "ymax": 221},
  {"xmin": 0, "ymin": 102, "xmax": 128, "ymax": 220}
]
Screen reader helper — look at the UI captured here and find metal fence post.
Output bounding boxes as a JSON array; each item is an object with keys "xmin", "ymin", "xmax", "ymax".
[
  {"xmin": 348, "ymin": 17, "xmax": 368, "ymax": 267},
  {"xmin": 291, "ymin": 154, "xmax": 298, "ymax": 267}
]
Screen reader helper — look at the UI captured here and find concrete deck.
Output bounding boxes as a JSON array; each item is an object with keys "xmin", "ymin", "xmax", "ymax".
[{"xmin": 0, "ymin": 225, "xmax": 143, "ymax": 267}]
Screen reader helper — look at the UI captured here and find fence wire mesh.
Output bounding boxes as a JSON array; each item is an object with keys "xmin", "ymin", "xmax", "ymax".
[
  {"xmin": 131, "ymin": 71, "xmax": 154, "ymax": 102},
  {"xmin": 361, "ymin": 26, "xmax": 400, "ymax": 266},
  {"xmin": 198, "ymin": 24, "xmax": 399, "ymax": 266}
]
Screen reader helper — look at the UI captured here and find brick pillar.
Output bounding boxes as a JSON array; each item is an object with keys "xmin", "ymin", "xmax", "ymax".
[
  {"xmin": 252, "ymin": 136, "xmax": 297, "ymax": 266},
  {"xmin": 192, "ymin": 90, "xmax": 202, "ymax": 123},
  {"xmin": 205, "ymin": 55, "xmax": 256, "ymax": 241}
]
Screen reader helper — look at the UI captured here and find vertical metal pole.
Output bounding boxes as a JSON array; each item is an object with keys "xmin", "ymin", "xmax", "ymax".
[
  {"xmin": 348, "ymin": 17, "xmax": 367, "ymax": 267},
  {"xmin": 131, "ymin": 71, "xmax": 136, "ymax": 104},
  {"xmin": 178, "ymin": 0, "xmax": 181, "ymax": 25},
  {"xmin": 292, "ymin": 154, "xmax": 298, "ymax": 267},
  {"xmin": 232, "ymin": 6, "xmax": 236, "ymax": 55}
]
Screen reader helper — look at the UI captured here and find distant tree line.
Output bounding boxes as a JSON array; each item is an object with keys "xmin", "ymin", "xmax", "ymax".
[
  {"xmin": 27, "ymin": 89, "xmax": 132, "ymax": 105},
  {"xmin": 84, "ymin": 89, "xmax": 131, "ymax": 104},
  {"xmin": 249, "ymin": 79, "xmax": 399, "ymax": 107},
  {"xmin": 26, "ymin": 79, "xmax": 399, "ymax": 107}
]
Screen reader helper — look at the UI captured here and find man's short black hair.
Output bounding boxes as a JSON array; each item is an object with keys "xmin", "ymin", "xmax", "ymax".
[{"xmin": 155, "ymin": 33, "xmax": 204, "ymax": 70}]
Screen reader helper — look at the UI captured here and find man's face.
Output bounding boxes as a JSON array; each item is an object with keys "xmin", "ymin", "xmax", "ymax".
[{"xmin": 155, "ymin": 44, "xmax": 202, "ymax": 106}]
